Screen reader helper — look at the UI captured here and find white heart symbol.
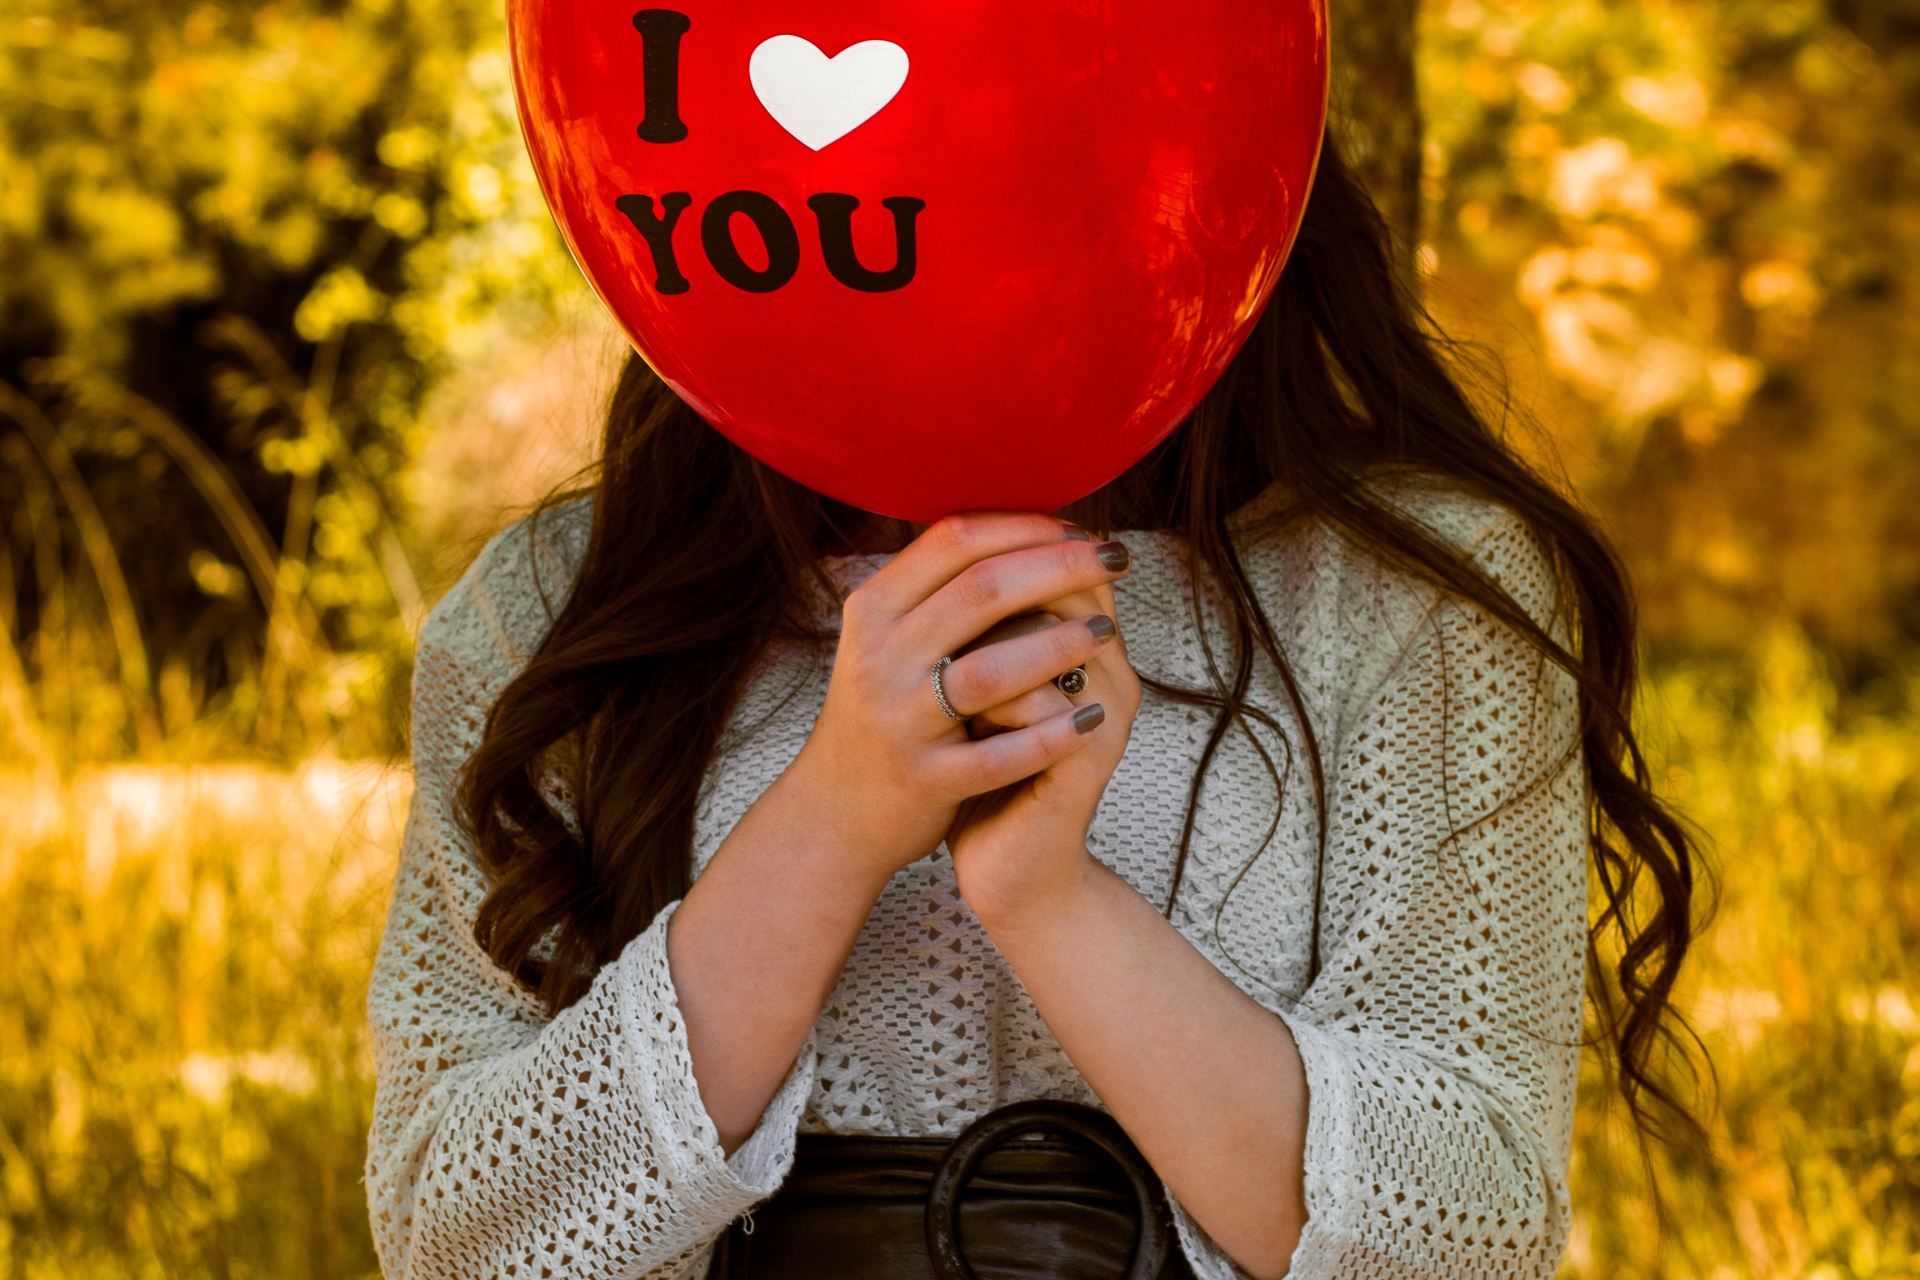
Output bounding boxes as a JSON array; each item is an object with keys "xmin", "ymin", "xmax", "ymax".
[{"xmin": 749, "ymin": 35, "xmax": 910, "ymax": 151}]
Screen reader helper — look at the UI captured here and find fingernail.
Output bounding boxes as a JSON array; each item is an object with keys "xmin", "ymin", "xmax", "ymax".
[
  {"xmin": 1073, "ymin": 703, "xmax": 1106, "ymax": 734},
  {"xmin": 1096, "ymin": 541, "xmax": 1130, "ymax": 571},
  {"xmin": 1061, "ymin": 521, "xmax": 1092, "ymax": 541},
  {"xmin": 1086, "ymin": 614, "xmax": 1116, "ymax": 640}
]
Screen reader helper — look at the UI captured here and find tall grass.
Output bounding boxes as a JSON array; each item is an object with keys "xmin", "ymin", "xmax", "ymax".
[
  {"xmin": 1566, "ymin": 625, "xmax": 1920, "ymax": 1279},
  {"xmin": 0, "ymin": 760, "xmax": 399, "ymax": 1279},
  {"xmin": 0, "ymin": 625, "xmax": 1914, "ymax": 1276}
]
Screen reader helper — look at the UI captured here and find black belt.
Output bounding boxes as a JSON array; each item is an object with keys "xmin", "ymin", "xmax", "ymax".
[{"xmin": 705, "ymin": 1098, "xmax": 1196, "ymax": 1279}]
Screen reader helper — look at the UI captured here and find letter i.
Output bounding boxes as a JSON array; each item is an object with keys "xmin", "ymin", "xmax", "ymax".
[{"xmin": 633, "ymin": 10, "xmax": 691, "ymax": 143}]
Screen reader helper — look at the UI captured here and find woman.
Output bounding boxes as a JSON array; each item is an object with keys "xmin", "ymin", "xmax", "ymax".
[{"xmin": 364, "ymin": 126, "xmax": 1712, "ymax": 1280}]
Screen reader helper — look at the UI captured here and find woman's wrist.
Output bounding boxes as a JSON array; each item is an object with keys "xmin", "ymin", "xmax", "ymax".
[
  {"xmin": 766, "ymin": 747, "xmax": 921, "ymax": 895},
  {"xmin": 964, "ymin": 842, "xmax": 1102, "ymax": 936}
]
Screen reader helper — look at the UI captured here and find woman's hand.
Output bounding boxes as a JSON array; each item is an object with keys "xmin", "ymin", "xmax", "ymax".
[
  {"xmin": 785, "ymin": 511, "xmax": 1134, "ymax": 886},
  {"xmin": 942, "ymin": 571, "xmax": 1143, "ymax": 927}
]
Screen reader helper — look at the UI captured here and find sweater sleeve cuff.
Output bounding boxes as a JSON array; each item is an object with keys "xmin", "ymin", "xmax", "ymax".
[
  {"xmin": 616, "ymin": 897, "xmax": 820, "ymax": 1217},
  {"xmin": 1160, "ymin": 1005, "xmax": 1357, "ymax": 1280},
  {"xmin": 721, "ymin": 1020, "xmax": 819, "ymax": 1194}
]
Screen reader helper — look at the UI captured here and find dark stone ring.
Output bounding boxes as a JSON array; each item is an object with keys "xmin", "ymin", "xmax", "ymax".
[{"xmin": 1055, "ymin": 666, "xmax": 1089, "ymax": 696}]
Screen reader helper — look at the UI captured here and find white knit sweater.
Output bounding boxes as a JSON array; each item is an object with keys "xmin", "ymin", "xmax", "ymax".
[{"xmin": 364, "ymin": 476, "xmax": 1591, "ymax": 1280}]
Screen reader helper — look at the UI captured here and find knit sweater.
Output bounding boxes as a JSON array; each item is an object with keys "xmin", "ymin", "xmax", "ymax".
[{"xmin": 364, "ymin": 475, "xmax": 1591, "ymax": 1280}]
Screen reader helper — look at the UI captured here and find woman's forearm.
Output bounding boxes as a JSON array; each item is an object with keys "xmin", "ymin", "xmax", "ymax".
[
  {"xmin": 668, "ymin": 755, "xmax": 900, "ymax": 1153},
  {"xmin": 977, "ymin": 852, "xmax": 1310, "ymax": 1280}
]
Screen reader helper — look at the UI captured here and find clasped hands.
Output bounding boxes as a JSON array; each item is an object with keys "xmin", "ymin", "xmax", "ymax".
[
  {"xmin": 793, "ymin": 510, "xmax": 1144, "ymax": 930},
  {"xmin": 943, "ymin": 549, "xmax": 1143, "ymax": 932}
]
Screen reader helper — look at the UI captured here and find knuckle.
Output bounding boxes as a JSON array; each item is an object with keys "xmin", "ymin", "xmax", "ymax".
[
  {"xmin": 953, "ymin": 746, "xmax": 1002, "ymax": 796},
  {"xmin": 1028, "ymin": 727, "xmax": 1069, "ymax": 772},
  {"xmin": 987, "ymin": 688, "xmax": 1040, "ymax": 730},
  {"xmin": 852, "ymin": 656, "xmax": 894, "ymax": 706},
  {"xmin": 1000, "ymin": 733, "xmax": 1048, "ymax": 781},
  {"xmin": 1035, "ymin": 511, "xmax": 1075, "ymax": 539},
  {"xmin": 1056, "ymin": 618, "xmax": 1094, "ymax": 661},
  {"xmin": 1019, "ymin": 685, "xmax": 1069, "ymax": 723},
  {"xmin": 1054, "ymin": 539, "xmax": 1093, "ymax": 582},
  {"xmin": 840, "ymin": 582, "xmax": 876, "ymax": 625},
  {"xmin": 953, "ymin": 563, "xmax": 1003, "ymax": 613},
  {"xmin": 1001, "ymin": 685, "xmax": 1039, "ymax": 717},
  {"xmin": 959, "ymin": 651, "xmax": 1006, "ymax": 704},
  {"xmin": 931, "ymin": 512, "xmax": 978, "ymax": 551}
]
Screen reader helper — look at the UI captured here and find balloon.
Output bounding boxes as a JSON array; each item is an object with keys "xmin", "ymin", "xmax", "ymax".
[{"xmin": 508, "ymin": 1, "xmax": 1330, "ymax": 521}]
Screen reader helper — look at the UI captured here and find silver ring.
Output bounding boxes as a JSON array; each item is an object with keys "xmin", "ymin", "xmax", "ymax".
[
  {"xmin": 930, "ymin": 655, "xmax": 962, "ymax": 720},
  {"xmin": 1055, "ymin": 666, "xmax": 1089, "ymax": 697}
]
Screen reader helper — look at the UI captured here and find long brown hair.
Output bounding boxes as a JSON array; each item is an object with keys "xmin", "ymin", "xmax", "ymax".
[{"xmin": 454, "ymin": 123, "xmax": 1717, "ymax": 1186}]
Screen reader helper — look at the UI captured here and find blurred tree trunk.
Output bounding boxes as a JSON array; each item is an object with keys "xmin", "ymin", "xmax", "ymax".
[{"xmin": 1330, "ymin": 0, "xmax": 1422, "ymax": 277}]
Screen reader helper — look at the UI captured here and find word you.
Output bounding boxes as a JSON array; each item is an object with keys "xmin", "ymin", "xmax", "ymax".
[{"xmin": 619, "ymin": 9, "xmax": 925, "ymax": 295}]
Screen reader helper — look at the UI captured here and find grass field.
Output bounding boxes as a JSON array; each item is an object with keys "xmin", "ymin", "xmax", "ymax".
[{"xmin": 0, "ymin": 623, "xmax": 1914, "ymax": 1279}]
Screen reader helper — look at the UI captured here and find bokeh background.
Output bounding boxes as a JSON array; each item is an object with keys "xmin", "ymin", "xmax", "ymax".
[{"xmin": 2, "ymin": 1, "xmax": 1916, "ymax": 1276}]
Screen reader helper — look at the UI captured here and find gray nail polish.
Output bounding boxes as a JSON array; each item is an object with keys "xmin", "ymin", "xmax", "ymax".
[
  {"xmin": 1061, "ymin": 522, "xmax": 1092, "ymax": 541},
  {"xmin": 1096, "ymin": 541, "xmax": 1130, "ymax": 571},
  {"xmin": 1073, "ymin": 703, "xmax": 1106, "ymax": 734},
  {"xmin": 1086, "ymin": 615, "xmax": 1116, "ymax": 640}
]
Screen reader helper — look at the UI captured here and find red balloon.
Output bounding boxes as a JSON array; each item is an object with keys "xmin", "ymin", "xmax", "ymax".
[{"xmin": 508, "ymin": 1, "xmax": 1330, "ymax": 521}]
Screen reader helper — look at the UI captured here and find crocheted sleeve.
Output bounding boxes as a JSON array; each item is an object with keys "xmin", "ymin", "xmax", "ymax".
[
  {"xmin": 1164, "ymin": 503, "xmax": 1590, "ymax": 1280},
  {"xmin": 363, "ymin": 529, "xmax": 819, "ymax": 1280}
]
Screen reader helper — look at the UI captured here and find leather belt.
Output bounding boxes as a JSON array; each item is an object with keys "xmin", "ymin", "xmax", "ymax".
[{"xmin": 705, "ymin": 1098, "xmax": 1195, "ymax": 1279}]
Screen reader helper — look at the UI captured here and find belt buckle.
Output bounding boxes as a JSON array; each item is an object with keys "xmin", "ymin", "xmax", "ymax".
[{"xmin": 923, "ymin": 1098, "xmax": 1173, "ymax": 1280}]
